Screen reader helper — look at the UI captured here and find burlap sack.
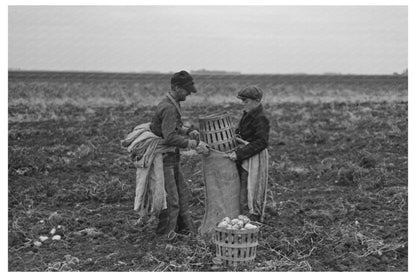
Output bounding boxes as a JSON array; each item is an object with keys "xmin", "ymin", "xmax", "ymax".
[{"xmin": 199, "ymin": 150, "xmax": 240, "ymax": 235}]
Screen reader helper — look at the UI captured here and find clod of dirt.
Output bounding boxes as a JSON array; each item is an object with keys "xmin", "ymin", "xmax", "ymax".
[
  {"xmin": 73, "ymin": 227, "xmax": 103, "ymax": 237},
  {"xmin": 359, "ymin": 156, "xmax": 377, "ymax": 169},
  {"xmin": 48, "ymin": 212, "xmax": 63, "ymax": 225},
  {"xmin": 335, "ymin": 168, "xmax": 355, "ymax": 186}
]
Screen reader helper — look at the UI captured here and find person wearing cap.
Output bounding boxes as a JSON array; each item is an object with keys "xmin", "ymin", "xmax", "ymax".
[
  {"xmin": 227, "ymin": 86, "xmax": 270, "ymax": 222},
  {"xmin": 149, "ymin": 70, "xmax": 209, "ymax": 239}
]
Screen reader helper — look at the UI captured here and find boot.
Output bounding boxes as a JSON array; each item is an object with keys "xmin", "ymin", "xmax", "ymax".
[
  {"xmin": 155, "ymin": 209, "xmax": 169, "ymax": 234},
  {"xmin": 248, "ymin": 213, "xmax": 261, "ymax": 222},
  {"xmin": 176, "ymin": 213, "xmax": 196, "ymax": 235}
]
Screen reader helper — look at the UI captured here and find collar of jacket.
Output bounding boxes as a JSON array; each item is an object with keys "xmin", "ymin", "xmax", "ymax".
[
  {"xmin": 243, "ymin": 104, "xmax": 263, "ymax": 119},
  {"xmin": 166, "ymin": 92, "xmax": 182, "ymax": 117}
]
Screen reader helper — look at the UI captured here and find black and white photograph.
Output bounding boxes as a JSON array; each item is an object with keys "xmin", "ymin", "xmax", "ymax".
[{"xmin": 6, "ymin": 1, "xmax": 411, "ymax": 272}]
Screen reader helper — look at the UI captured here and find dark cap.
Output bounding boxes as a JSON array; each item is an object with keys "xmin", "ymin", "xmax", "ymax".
[
  {"xmin": 171, "ymin": 70, "xmax": 197, "ymax": 93},
  {"xmin": 237, "ymin": 86, "xmax": 263, "ymax": 101}
]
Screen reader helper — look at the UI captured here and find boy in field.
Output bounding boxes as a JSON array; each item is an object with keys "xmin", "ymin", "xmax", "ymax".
[{"xmin": 227, "ymin": 86, "xmax": 270, "ymax": 222}]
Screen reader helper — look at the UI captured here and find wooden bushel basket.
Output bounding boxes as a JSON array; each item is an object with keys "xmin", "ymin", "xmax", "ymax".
[
  {"xmin": 199, "ymin": 112, "xmax": 238, "ymax": 152},
  {"xmin": 213, "ymin": 225, "xmax": 260, "ymax": 266}
]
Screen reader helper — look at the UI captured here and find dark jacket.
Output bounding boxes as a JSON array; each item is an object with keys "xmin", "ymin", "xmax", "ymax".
[
  {"xmin": 149, "ymin": 95, "xmax": 190, "ymax": 149},
  {"xmin": 235, "ymin": 104, "xmax": 270, "ymax": 162}
]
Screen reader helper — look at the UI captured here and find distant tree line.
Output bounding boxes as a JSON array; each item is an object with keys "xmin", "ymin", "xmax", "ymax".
[
  {"xmin": 393, "ymin": 68, "xmax": 408, "ymax": 76},
  {"xmin": 190, "ymin": 69, "xmax": 241, "ymax": 75}
]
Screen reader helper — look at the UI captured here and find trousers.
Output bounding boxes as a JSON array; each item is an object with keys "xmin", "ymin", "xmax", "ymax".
[
  {"xmin": 237, "ymin": 163, "xmax": 249, "ymax": 215},
  {"xmin": 156, "ymin": 151, "xmax": 195, "ymax": 234}
]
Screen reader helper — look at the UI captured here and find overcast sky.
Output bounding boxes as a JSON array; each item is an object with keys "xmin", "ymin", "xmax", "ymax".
[{"xmin": 8, "ymin": 5, "xmax": 408, "ymax": 74}]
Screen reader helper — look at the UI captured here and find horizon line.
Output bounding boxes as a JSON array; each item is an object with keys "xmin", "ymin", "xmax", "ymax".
[{"xmin": 7, "ymin": 68, "xmax": 407, "ymax": 76}]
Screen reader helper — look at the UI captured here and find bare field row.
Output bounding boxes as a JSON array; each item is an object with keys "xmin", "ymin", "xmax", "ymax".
[{"xmin": 8, "ymin": 100, "xmax": 408, "ymax": 271}]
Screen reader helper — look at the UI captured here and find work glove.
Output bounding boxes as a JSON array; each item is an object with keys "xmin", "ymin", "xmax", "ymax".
[
  {"xmin": 188, "ymin": 130, "xmax": 200, "ymax": 140},
  {"xmin": 196, "ymin": 141, "xmax": 210, "ymax": 155},
  {"xmin": 187, "ymin": 139, "xmax": 198, "ymax": 149}
]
